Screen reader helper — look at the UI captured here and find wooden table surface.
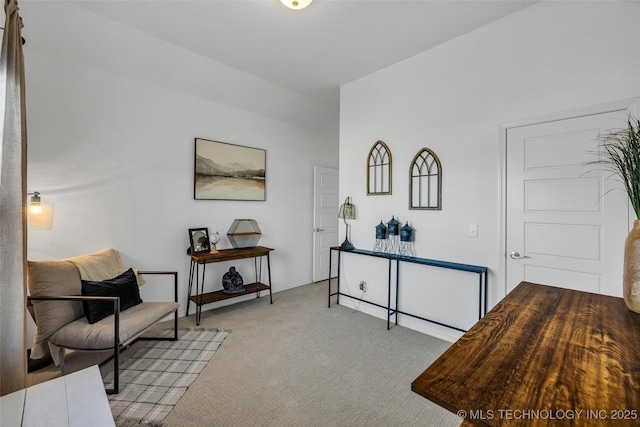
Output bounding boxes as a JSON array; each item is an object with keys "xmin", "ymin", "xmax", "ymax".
[
  {"xmin": 1, "ymin": 365, "xmax": 114, "ymax": 426},
  {"xmin": 412, "ymin": 281, "xmax": 640, "ymax": 426},
  {"xmin": 189, "ymin": 246, "xmax": 273, "ymax": 264}
]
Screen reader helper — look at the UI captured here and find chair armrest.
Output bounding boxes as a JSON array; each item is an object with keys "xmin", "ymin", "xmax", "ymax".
[
  {"xmin": 27, "ymin": 295, "xmax": 121, "ymax": 323},
  {"xmin": 137, "ymin": 271, "xmax": 178, "ymax": 303},
  {"xmin": 28, "ymin": 295, "xmax": 119, "ymax": 303}
]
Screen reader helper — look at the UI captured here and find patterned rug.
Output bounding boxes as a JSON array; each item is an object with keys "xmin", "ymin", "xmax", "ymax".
[{"xmin": 103, "ymin": 328, "xmax": 228, "ymax": 426}]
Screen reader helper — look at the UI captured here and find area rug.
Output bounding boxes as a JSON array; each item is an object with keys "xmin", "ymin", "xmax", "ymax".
[{"xmin": 103, "ymin": 328, "xmax": 228, "ymax": 426}]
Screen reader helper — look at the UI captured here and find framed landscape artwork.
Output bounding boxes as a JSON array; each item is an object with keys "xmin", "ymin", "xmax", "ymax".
[{"xmin": 194, "ymin": 138, "xmax": 266, "ymax": 201}]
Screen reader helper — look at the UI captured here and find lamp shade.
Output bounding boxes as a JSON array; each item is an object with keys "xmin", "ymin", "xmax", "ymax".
[{"xmin": 338, "ymin": 197, "xmax": 357, "ymax": 220}]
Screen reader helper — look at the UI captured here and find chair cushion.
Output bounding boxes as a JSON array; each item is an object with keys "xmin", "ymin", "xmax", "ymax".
[
  {"xmin": 27, "ymin": 260, "xmax": 84, "ymax": 343},
  {"xmin": 81, "ymin": 268, "xmax": 143, "ymax": 324},
  {"xmin": 49, "ymin": 301, "xmax": 179, "ymax": 350}
]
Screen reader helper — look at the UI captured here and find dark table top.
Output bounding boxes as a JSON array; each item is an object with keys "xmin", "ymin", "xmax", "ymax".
[{"xmin": 411, "ymin": 281, "xmax": 640, "ymax": 426}]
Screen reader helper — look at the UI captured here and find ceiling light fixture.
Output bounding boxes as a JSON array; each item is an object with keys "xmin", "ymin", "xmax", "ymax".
[{"xmin": 280, "ymin": 0, "xmax": 313, "ymax": 10}]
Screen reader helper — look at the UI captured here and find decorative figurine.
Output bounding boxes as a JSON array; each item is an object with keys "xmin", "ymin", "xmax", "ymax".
[
  {"xmin": 373, "ymin": 220, "xmax": 387, "ymax": 253},
  {"xmin": 222, "ymin": 266, "xmax": 244, "ymax": 294},
  {"xmin": 227, "ymin": 219, "xmax": 262, "ymax": 248},
  {"xmin": 399, "ymin": 221, "xmax": 415, "ymax": 258},
  {"xmin": 387, "ymin": 216, "xmax": 400, "ymax": 255},
  {"xmin": 210, "ymin": 231, "xmax": 220, "ymax": 253}
]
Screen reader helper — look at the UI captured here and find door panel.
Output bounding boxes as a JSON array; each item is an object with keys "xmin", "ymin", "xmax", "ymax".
[
  {"xmin": 524, "ymin": 265, "xmax": 601, "ymax": 294},
  {"xmin": 526, "ymin": 178, "xmax": 601, "ymax": 212},
  {"xmin": 506, "ymin": 110, "xmax": 630, "ymax": 296},
  {"xmin": 313, "ymin": 166, "xmax": 339, "ymax": 282},
  {"xmin": 526, "ymin": 223, "xmax": 600, "ymax": 260}
]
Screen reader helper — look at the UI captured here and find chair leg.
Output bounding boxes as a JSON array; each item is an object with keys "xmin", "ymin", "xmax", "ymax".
[
  {"xmin": 114, "ymin": 342, "xmax": 120, "ymax": 393},
  {"xmin": 173, "ymin": 310, "xmax": 178, "ymax": 341},
  {"xmin": 58, "ymin": 347, "xmax": 66, "ymax": 374},
  {"xmin": 106, "ymin": 344, "xmax": 120, "ymax": 394},
  {"xmin": 106, "ymin": 309, "xmax": 179, "ymax": 394}
]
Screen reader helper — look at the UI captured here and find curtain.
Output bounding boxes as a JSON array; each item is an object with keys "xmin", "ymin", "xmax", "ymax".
[{"xmin": 0, "ymin": 0, "xmax": 27, "ymax": 396}]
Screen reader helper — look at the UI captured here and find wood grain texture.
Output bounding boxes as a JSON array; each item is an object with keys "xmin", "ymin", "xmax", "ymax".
[
  {"xmin": 190, "ymin": 246, "xmax": 273, "ymax": 264},
  {"xmin": 412, "ymin": 282, "xmax": 640, "ymax": 426},
  {"xmin": 189, "ymin": 282, "xmax": 270, "ymax": 305}
]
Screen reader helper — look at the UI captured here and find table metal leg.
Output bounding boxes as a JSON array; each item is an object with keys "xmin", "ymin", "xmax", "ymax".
[
  {"xmin": 267, "ymin": 253, "xmax": 273, "ymax": 304},
  {"xmin": 387, "ymin": 259, "xmax": 392, "ymax": 330},
  {"xmin": 328, "ymin": 248, "xmax": 333, "ymax": 307},
  {"xmin": 337, "ymin": 250, "xmax": 341, "ymax": 305},
  {"xmin": 395, "ymin": 260, "xmax": 399, "ymax": 327},
  {"xmin": 186, "ymin": 260, "xmax": 195, "ymax": 317},
  {"xmin": 196, "ymin": 263, "xmax": 206, "ymax": 325}
]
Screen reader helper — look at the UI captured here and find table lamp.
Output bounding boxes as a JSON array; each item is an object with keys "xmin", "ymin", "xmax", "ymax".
[{"xmin": 338, "ymin": 196, "xmax": 357, "ymax": 250}]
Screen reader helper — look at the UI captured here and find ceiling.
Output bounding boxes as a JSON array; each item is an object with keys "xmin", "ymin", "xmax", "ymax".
[{"xmin": 70, "ymin": 0, "xmax": 535, "ymax": 105}]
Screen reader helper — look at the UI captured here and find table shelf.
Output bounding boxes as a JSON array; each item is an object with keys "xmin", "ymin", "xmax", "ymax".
[
  {"xmin": 188, "ymin": 282, "xmax": 270, "ymax": 305},
  {"xmin": 187, "ymin": 246, "xmax": 274, "ymax": 324}
]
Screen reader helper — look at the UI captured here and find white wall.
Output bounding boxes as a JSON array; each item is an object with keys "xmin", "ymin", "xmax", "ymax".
[
  {"xmin": 339, "ymin": 1, "xmax": 640, "ymax": 341},
  {"xmin": 21, "ymin": 2, "xmax": 339, "ymax": 329}
]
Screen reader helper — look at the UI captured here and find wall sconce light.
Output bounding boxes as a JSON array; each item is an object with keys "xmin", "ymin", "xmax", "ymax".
[
  {"xmin": 27, "ymin": 191, "xmax": 54, "ymax": 230},
  {"xmin": 28, "ymin": 192, "xmax": 42, "ymax": 214},
  {"xmin": 279, "ymin": 0, "xmax": 313, "ymax": 10},
  {"xmin": 27, "ymin": 191, "xmax": 53, "ymax": 231},
  {"xmin": 338, "ymin": 196, "xmax": 357, "ymax": 250}
]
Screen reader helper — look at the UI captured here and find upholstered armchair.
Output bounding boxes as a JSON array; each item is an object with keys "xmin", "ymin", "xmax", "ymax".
[{"xmin": 27, "ymin": 248, "xmax": 179, "ymax": 394}]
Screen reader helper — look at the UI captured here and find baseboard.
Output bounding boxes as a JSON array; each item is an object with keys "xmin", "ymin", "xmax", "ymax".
[{"xmin": 336, "ymin": 297, "xmax": 463, "ymax": 343}]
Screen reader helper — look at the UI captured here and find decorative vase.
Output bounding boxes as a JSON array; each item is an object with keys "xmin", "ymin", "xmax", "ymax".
[
  {"xmin": 222, "ymin": 266, "xmax": 244, "ymax": 294},
  {"xmin": 623, "ymin": 220, "xmax": 640, "ymax": 313}
]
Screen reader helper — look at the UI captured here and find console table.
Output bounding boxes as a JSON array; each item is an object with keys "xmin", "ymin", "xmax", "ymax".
[
  {"xmin": 328, "ymin": 247, "xmax": 488, "ymax": 332},
  {"xmin": 412, "ymin": 282, "xmax": 640, "ymax": 426},
  {"xmin": 187, "ymin": 246, "xmax": 273, "ymax": 325}
]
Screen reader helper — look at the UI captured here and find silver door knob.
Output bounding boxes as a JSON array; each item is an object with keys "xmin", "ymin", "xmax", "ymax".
[
  {"xmin": 314, "ymin": 227, "xmax": 325, "ymax": 232},
  {"xmin": 510, "ymin": 251, "xmax": 530, "ymax": 260}
]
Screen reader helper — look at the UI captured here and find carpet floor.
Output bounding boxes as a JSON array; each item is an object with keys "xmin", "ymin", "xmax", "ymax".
[
  {"xmin": 27, "ymin": 280, "xmax": 462, "ymax": 426},
  {"xmin": 160, "ymin": 281, "xmax": 462, "ymax": 427}
]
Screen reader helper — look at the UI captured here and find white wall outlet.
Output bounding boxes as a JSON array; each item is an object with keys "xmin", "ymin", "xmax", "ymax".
[{"xmin": 469, "ymin": 225, "xmax": 478, "ymax": 238}]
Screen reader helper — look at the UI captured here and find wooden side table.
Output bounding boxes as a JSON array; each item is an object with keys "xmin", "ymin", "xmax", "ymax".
[
  {"xmin": 1, "ymin": 365, "xmax": 114, "ymax": 427},
  {"xmin": 187, "ymin": 246, "xmax": 274, "ymax": 324}
]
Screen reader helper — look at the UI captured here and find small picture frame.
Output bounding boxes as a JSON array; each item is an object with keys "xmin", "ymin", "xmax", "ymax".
[{"xmin": 189, "ymin": 228, "xmax": 211, "ymax": 254}]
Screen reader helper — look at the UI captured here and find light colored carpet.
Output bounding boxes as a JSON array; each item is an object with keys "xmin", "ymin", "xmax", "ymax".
[{"xmin": 161, "ymin": 281, "xmax": 462, "ymax": 427}]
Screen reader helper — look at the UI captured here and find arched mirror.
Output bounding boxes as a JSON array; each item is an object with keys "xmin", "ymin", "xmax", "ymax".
[
  {"xmin": 409, "ymin": 147, "xmax": 442, "ymax": 210},
  {"xmin": 367, "ymin": 140, "xmax": 392, "ymax": 195}
]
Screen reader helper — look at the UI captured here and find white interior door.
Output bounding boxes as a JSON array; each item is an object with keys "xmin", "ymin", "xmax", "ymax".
[
  {"xmin": 506, "ymin": 109, "xmax": 632, "ymax": 295},
  {"xmin": 313, "ymin": 166, "xmax": 339, "ymax": 282}
]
